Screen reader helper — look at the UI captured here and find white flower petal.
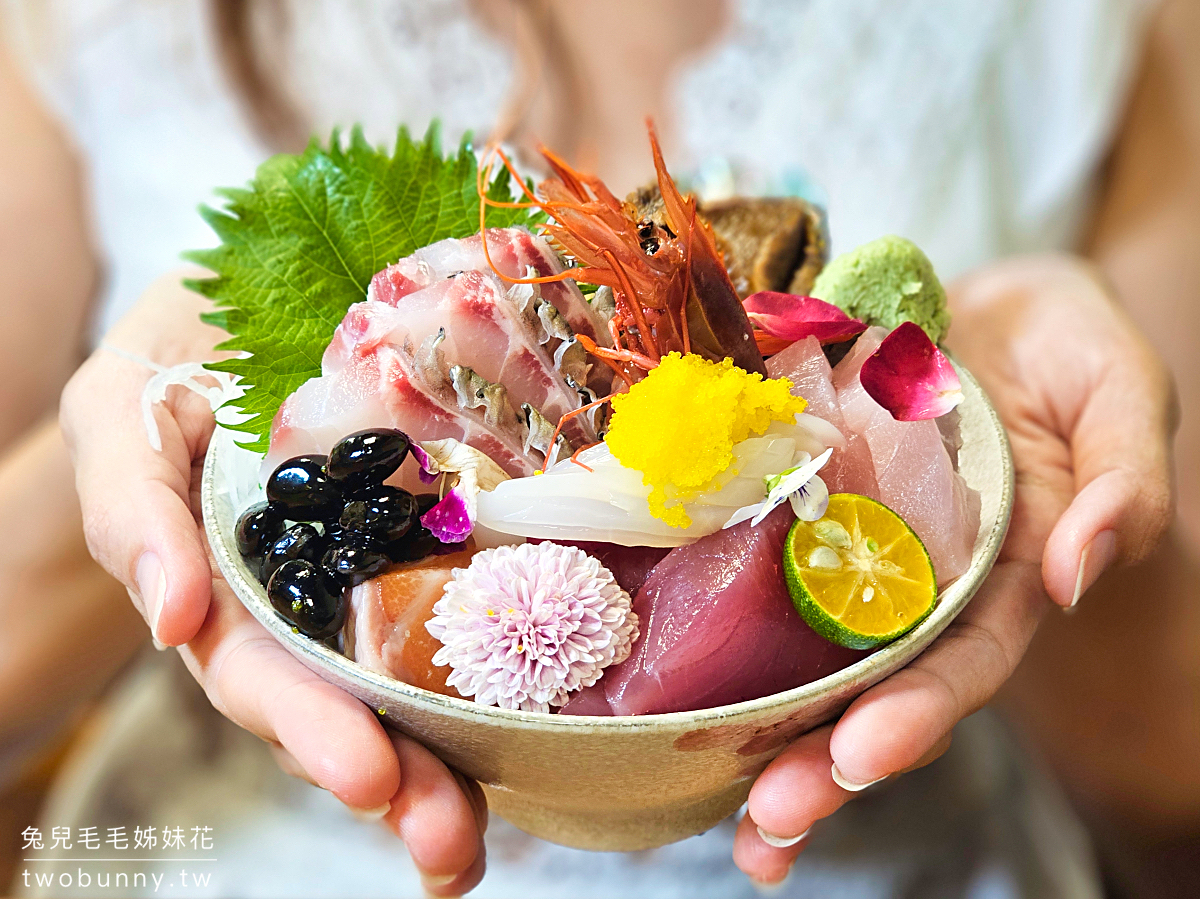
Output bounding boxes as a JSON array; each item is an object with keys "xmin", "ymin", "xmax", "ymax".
[
  {"xmin": 730, "ymin": 448, "xmax": 833, "ymax": 528},
  {"xmin": 789, "ymin": 474, "xmax": 830, "ymax": 521}
]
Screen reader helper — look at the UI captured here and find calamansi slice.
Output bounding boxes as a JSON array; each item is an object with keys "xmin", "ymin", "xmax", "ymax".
[{"xmin": 784, "ymin": 494, "xmax": 936, "ymax": 650}]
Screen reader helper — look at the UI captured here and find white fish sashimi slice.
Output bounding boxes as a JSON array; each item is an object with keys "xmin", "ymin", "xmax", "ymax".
[
  {"xmin": 766, "ymin": 335, "xmax": 876, "ymax": 497},
  {"xmin": 360, "ymin": 272, "xmax": 597, "ymax": 446},
  {"xmin": 832, "ymin": 327, "xmax": 981, "ymax": 584},
  {"xmin": 372, "ymin": 227, "xmax": 613, "ymax": 399},
  {"xmin": 376, "ymin": 227, "xmax": 611, "ymax": 348},
  {"xmin": 267, "ymin": 335, "xmax": 538, "ymax": 479},
  {"xmin": 266, "ymin": 350, "xmax": 390, "ymax": 474}
]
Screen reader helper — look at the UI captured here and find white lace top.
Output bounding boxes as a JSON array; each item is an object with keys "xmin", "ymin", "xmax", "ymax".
[{"xmin": 4, "ymin": 0, "xmax": 1150, "ymax": 338}]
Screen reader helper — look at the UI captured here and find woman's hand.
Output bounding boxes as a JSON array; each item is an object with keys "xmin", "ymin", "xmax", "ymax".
[
  {"xmin": 60, "ymin": 271, "xmax": 487, "ymax": 897},
  {"xmin": 733, "ymin": 253, "xmax": 1177, "ymax": 885}
]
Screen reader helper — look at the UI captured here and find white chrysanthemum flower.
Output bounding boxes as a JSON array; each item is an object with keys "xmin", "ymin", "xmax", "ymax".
[{"xmin": 426, "ymin": 543, "xmax": 639, "ymax": 712}]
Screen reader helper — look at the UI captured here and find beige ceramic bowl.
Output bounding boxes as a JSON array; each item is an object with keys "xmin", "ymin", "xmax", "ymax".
[{"xmin": 202, "ymin": 360, "xmax": 1012, "ymax": 852}]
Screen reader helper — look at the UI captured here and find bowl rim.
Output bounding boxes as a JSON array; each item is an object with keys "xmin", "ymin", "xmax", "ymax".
[{"xmin": 203, "ymin": 359, "xmax": 1013, "ymax": 732}]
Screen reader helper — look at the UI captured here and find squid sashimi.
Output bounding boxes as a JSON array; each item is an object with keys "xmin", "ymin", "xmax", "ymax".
[
  {"xmin": 269, "ymin": 313, "xmax": 538, "ymax": 477},
  {"xmin": 570, "ymin": 507, "xmax": 866, "ymax": 716},
  {"xmin": 345, "ymin": 549, "xmax": 476, "ymax": 697},
  {"xmin": 370, "ymin": 226, "xmax": 612, "ymax": 351},
  {"xmin": 766, "ymin": 336, "xmax": 879, "ymax": 498},
  {"xmin": 832, "ymin": 328, "xmax": 980, "ymax": 583},
  {"xmin": 476, "ymin": 416, "xmax": 838, "ymax": 547}
]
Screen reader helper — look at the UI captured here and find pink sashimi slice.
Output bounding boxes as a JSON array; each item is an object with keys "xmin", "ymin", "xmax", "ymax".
[
  {"xmin": 766, "ymin": 336, "xmax": 879, "ymax": 498},
  {"xmin": 371, "ymin": 227, "xmax": 611, "ymax": 348},
  {"xmin": 267, "ymin": 318, "xmax": 538, "ymax": 479},
  {"xmin": 360, "ymin": 272, "xmax": 597, "ymax": 446},
  {"xmin": 558, "ymin": 685, "xmax": 616, "ymax": 716},
  {"xmin": 371, "ymin": 227, "xmax": 613, "ymax": 400},
  {"xmin": 833, "ymin": 328, "xmax": 981, "ymax": 584},
  {"xmin": 580, "ymin": 507, "xmax": 867, "ymax": 716}
]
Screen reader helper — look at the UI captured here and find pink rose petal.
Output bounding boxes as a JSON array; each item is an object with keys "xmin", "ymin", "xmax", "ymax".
[
  {"xmin": 859, "ymin": 322, "xmax": 964, "ymax": 421},
  {"xmin": 410, "ymin": 442, "xmax": 441, "ymax": 484},
  {"xmin": 421, "ymin": 487, "xmax": 472, "ymax": 543},
  {"xmin": 744, "ymin": 292, "xmax": 868, "ymax": 346}
]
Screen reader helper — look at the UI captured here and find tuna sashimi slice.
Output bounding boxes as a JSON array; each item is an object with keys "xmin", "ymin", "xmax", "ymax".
[
  {"xmin": 591, "ymin": 507, "xmax": 866, "ymax": 715},
  {"xmin": 766, "ymin": 336, "xmax": 879, "ymax": 498},
  {"xmin": 346, "ymin": 549, "xmax": 476, "ymax": 697},
  {"xmin": 833, "ymin": 328, "xmax": 981, "ymax": 584},
  {"xmin": 558, "ymin": 684, "xmax": 616, "ymax": 716},
  {"xmin": 542, "ymin": 541, "xmax": 671, "ymax": 598}
]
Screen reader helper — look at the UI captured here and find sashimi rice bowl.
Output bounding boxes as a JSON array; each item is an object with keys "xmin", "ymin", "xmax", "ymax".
[{"xmin": 191, "ymin": 124, "xmax": 1013, "ymax": 850}]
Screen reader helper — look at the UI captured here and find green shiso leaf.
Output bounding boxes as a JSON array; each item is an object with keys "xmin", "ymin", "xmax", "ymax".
[{"xmin": 186, "ymin": 123, "xmax": 540, "ymax": 453}]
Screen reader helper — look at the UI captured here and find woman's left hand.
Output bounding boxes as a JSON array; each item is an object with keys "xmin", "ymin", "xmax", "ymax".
[{"xmin": 734, "ymin": 253, "xmax": 1177, "ymax": 885}]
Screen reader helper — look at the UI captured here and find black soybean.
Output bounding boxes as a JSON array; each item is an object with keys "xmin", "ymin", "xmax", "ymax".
[
  {"xmin": 267, "ymin": 559, "xmax": 345, "ymax": 639},
  {"xmin": 322, "ymin": 538, "xmax": 392, "ymax": 587},
  {"xmin": 379, "ymin": 493, "xmax": 447, "ymax": 563},
  {"xmin": 266, "ymin": 455, "xmax": 342, "ymax": 520},
  {"xmin": 235, "ymin": 501, "xmax": 285, "ymax": 560},
  {"xmin": 261, "ymin": 523, "xmax": 326, "ymax": 585},
  {"xmin": 340, "ymin": 486, "xmax": 417, "ymax": 544},
  {"xmin": 387, "ymin": 527, "xmax": 441, "ymax": 563},
  {"xmin": 327, "ymin": 429, "xmax": 410, "ymax": 490}
]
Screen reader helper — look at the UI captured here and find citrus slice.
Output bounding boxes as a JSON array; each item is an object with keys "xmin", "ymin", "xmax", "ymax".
[{"xmin": 784, "ymin": 494, "xmax": 936, "ymax": 650}]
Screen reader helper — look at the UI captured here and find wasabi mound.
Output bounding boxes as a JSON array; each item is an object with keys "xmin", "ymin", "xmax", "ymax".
[{"xmin": 813, "ymin": 235, "xmax": 950, "ymax": 343}]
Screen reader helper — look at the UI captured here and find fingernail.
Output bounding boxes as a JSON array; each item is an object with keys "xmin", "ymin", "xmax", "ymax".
[
  {"xmin": 420, "ymin": 872, "xmax": 458, "ymax": 890},
  {"xmin": 831, "ymin": 762, "xmax": 887, "ymax": 792},
  {"xmin": 756, "ymin": 824, "xmax": 810, "ymax": 848},
  {"xmin": 136, "ymin": 552, "xmax": 167, "ymax": 644},
  {"xmin": 750, "ymin": 861, "xmax": 795, "ymax": 893},
  {"xmin": 1070, "ymin": 530, "xmax": 1117, "ymax": 608},
  {"xmin": 349, "ymin": 802, "xmax": 391, "ymax": 822}
]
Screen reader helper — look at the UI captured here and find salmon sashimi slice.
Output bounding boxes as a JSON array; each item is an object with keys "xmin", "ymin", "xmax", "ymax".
[{"xmin": 345, "ymin": 549, "xmax": 477, "ymax": 697}]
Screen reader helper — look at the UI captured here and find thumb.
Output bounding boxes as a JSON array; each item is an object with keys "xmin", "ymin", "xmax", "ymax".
[
  {"xmin": 61, "ymin": 352, "xmax": 215, "ymax": 645},
  {"xmin": 1043, "ymin": 345, "xmax": 1178, "ymax": 607}
]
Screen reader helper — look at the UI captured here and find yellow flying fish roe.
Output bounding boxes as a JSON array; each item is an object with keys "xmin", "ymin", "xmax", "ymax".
[{"xmin": 605, "ymin": 352, "xmax": 807, "ymax": 528}]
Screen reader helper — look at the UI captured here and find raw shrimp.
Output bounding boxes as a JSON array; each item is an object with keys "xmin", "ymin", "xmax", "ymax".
[{"xmin": 477, "ymin": 122, "xmax": 766, "ymax": 389}]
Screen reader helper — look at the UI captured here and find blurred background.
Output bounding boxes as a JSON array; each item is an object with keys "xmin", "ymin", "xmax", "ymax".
[{"xmin": 1, "ymin": 1, "xmax": 1197, "ymax": 897}]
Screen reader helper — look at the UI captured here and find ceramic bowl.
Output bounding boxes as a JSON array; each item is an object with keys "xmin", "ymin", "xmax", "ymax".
[{"xmin": 202, "ymin": 360, "xmax": 1012, "ymax": 852}]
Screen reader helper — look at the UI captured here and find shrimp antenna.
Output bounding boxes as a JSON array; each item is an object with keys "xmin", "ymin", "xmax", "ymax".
[{"xmin": 476, "ymin": 143, "xmax": 584, "ymax": 286}]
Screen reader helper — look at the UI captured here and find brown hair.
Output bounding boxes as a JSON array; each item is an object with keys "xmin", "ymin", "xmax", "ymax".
[
  {"xmin": 208, "ymin": 0, "xmax": 586, "ymax": 161},
  {"xmin": 208, "ymin": 0, "xmax": 309, "ymax": 152}
]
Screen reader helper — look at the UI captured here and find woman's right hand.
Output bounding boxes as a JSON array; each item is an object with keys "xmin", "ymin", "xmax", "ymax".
[{"xmin": 60, "ymin": 270, "xmax": 487, "ymax": 897}]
